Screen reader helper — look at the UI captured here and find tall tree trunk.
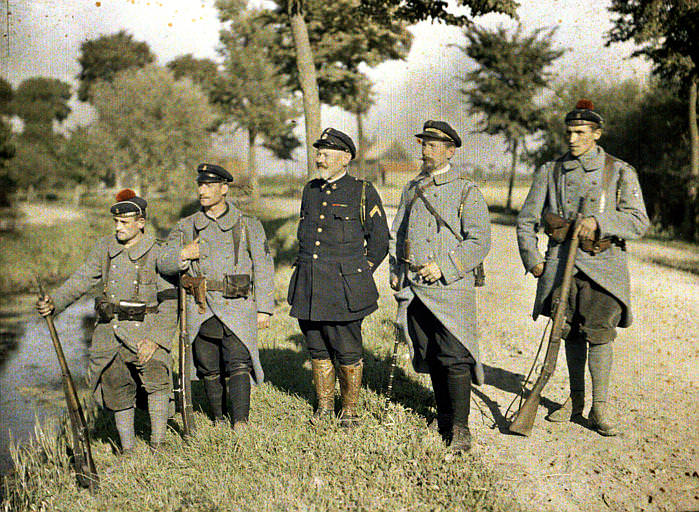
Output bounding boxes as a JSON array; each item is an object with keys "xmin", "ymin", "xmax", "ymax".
[
  {"xmin": 248, "ymin": 128, "xmax": 259, "ymax": 203},
  {"xmin": 687, "ymin": 77, "xmax": 698, "ymax": 240},
  {"xmin": 288, "ymin": 2, "xmax": 321, "ymax": 179},
  {"xmin": 355, "ymin": 111, "xmax": 365, "ymax": 180},
  {"xmin": 506, "ymin": 138, "xmax": 518, "ymax": 212}
]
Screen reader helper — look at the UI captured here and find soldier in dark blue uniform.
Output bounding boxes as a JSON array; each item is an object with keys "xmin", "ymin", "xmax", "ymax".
[{"xmin": 287, "ymin": 128, "xmax": 389, "ymax": 426}]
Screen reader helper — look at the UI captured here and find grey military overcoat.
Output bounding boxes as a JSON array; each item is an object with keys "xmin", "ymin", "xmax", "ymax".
[
  {"xmin": 158, "ymin": 202, "xmax": 274, "ymax": 384},
  {"xmin": 390, "ymin": 166, "xmax": 491, "ymax": 385},
  {"xmin": 516, "ymin": 146, "xmax": 650, "ymax": 326},
  {"xmin": 51, "ymin": 234, "xmax": 178, "ymax": 404}
]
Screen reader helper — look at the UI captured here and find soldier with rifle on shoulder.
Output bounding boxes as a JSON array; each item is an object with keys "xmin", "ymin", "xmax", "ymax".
[
  {"xmin": 158, "ymin": 164, "xmax": 274, "ymax": 431},
  {"xmin": 516, "ymin": 99, "xmax": 650, "ymax": 436},
  {"xmin": 36, "ymin": 189, "xmax": 178, "ymax": 453},
  {"xmin": 390, "ymin": 120, "xmax": 491, "ymax": 452}
]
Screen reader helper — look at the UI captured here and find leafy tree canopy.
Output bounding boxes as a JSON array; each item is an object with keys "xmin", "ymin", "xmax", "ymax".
[
  {"xmin": 607, "ymin": 0, "xmax": 697, "ymax": 87},
  {"xmin": 89, "ymin": 64, "xmax": 216, "ymax": 195},
  {"xmin": 77, "ymin": 30, "xmax": 155, "ymax": 102}
]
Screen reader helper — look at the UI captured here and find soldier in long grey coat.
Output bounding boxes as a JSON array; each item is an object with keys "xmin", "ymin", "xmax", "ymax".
[
  {"xmin": 390, "ymin": 120, "xmax": 491, "ymax": 452},
  {"xmin": 37, "ymin": 190, "xmax": 178, "ymax": 452},
  {"xmin": 517, "ymin": 99, "xmax": 649, "ymax": 436},
  {"xmin": 158, "ymin": 164, "xmax": 274, "ymax": 430}
]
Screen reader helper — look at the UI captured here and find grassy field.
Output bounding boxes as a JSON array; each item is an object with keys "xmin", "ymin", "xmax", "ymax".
[{"xmin": 2, "ymin": 238, "xmax": 517, "ymax": 511}]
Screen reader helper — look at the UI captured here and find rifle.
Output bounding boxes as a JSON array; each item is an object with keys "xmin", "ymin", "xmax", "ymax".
[
  {"xmin": 35, "ymin": 277, "xmax": 99, "ymax": 493},
  {"xmin": 508, "ymin": 204, "xmax": 585, "ymax": 436},
  {"xmin": 177, "ymin": 233, "xmax": 196, "ymax": 437}
]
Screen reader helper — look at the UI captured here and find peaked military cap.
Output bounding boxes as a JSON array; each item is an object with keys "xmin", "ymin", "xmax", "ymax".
[
  {"xmin": 312, "ymin": 128, "xmax": 356, "ymax": 159},
  {"xmin": 565, "ymin": 99, "xmax": 604, "ymax": 126},
  {"xmin": 415, "ymin": 120, "xmax": 461, "ymax": 148},
  {"xmin": 110, "ymin": 189, "xmax": 147, "ymax": 217},
  {"xmin": 196, "ymin": 163, "xmax": 233, "ymax": 183}
]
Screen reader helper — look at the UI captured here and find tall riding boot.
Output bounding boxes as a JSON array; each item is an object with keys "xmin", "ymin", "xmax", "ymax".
[
  {"xmin": 338, "ymin": 361, "xmax": 363, "ymax": 428},
  {"xmin": 203, "ymin": 374, "xmax": 225, "ymax": 422},
  {"xmin": 148, "ymin": 391, "xmax": 170, "ymax": 449},
  {"xmin": 547, "ymin": 337, "xmax": 586, "ymax": 422},
  {"xmin": 114, "ymin": 407, "xmax": 136, "ymax": 453},
  {"xmin": 429, "ymin": 368, "xmax": 452, "ymax": 439},
  {"xmin": 310, "ymin": 358, "xmax": 335, "ymax": 424},
  {"xmin": 588, "ymin": 343, "xmax": 618, "ymax": 436},
  {"xmin": 227, "ymin": 369, "xmax": 251, "ymax": 431},
  {"xmin": 446, "ymin": 372, "xmax": 472, "ymax": 452}
]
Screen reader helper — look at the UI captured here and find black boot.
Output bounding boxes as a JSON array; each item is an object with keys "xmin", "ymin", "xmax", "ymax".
[
  {"xmin": 203, "ymin": 374, "xmax": 225, "ymax": 422},
  {"xmin": 446, "ymin": 372, "xmax": 472, "ymax": 453},
  {"xmin": 227, "ymin": 369, "xmax": 251, "ymax": 431},
  {"xmin": 429, "ymin": 369, "xmax": 452, "ymax": 440}
]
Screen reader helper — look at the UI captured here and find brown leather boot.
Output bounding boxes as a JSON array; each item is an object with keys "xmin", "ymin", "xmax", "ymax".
[
  {"xmin": 310, "ymin": 359, "xmax": 335, "ymax": 424},
  {"xmin": 338, "ymin": 361, "xmax": 363, "ymax": 428},
  {"xmin": 589, "ymin": 403, "xmax": 619, "ymax": 437},
  {"xmin": 546, "ymin": 392, "xmax": 585, "ymax": 422}
]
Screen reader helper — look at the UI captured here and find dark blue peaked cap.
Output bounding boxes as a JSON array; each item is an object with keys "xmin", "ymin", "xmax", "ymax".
[
  {"xmin": 415, "ymin": 120, "xmax": 462, "ymax": 148},
  {"xmin": 110, "ymin": 189, "xmax": 147, "ymax": 217},
  {"xmin": 196, "ymin": 163, "xmax": 234, "ymax": 183},
  {"xmin": 312, "ymin": 128, "xmax": 356, "ymax": 159}
]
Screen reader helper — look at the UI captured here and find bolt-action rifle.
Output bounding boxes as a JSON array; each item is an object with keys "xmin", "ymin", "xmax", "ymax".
[
  {"xmin": 509, "ymin": 203, "xmax": 585, "ymax": 436},
  {"xmin": 35, "ymin": 277, "xmax": 99, "ymax": 493},
  {"xmin": 177, "ymin": 233, "xmax": 196, "ymax": 437}
]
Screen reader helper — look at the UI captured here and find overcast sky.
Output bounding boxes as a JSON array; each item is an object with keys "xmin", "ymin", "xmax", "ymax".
[{"xmin": 0, "ymin": 0, "xmax": 650, "ymax": 174}]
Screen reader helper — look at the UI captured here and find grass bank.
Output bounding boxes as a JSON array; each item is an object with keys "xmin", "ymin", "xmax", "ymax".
[{"xmin": 2, "ymin": 210, "xmax": 517, "ymax": 511}]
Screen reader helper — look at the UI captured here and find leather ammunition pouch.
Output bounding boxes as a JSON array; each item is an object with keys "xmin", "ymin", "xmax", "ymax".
[
  {"xmin": 544, "ymin": 211, "xmax": 624, "ymax": 254},
  {"xmin": 95, "ymin": 297, "xmax": 156, "ymax": 323},
  {"xmin": 95, "ymin": 297, "xmax": 116, "ymax": 323},
  {"xmin": 579, "ymin": 237, "xmax": 625, "ymax": 255},
  {"xmin": 543, "ymin": 211, "xmax": 571, "ymax": 243},
  {"xmin": 222, "ymin": 274, "xmax": 251, "ymax": 299}
]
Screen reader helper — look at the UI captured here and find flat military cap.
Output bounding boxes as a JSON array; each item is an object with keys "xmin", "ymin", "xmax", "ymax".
[
  {"xmin": 565, "ymin": 99, "xmax": 604, "ymax": 126},
  {"xmin": 110, "ymin": 188, "xmax": 147, "ymax": 217},
  {"xmin": 312, "ymin": 128, "xmax": 356, "ymax": 159},
  {"xmin": 415, "ymin": 120, "xmax": 462, "ymax": 148},
  {"xmin": 196, "ymin": 163, "xmax": 234, "ymax": 183}
]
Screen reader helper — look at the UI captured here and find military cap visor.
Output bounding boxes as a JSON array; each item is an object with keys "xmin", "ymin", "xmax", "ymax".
[
  {"xmin": 564, "ymin": 109, "xmax": 604, "ymax": 126},
  {"xmin": 196, "ymin": 163, "xmax": 233, "ymax": 183},
  {"xmin": 415, "ymin": 120, "xmax": 461, "ymax": 148},
  {"xmin": 313, "ymin": 128, "xmax": 356, "ymax": 159}
]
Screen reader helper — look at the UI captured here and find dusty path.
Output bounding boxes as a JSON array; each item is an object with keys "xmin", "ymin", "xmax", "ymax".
[{"xmin": 374, "ymin": 220, "xmax": 698, "ymax": 512}]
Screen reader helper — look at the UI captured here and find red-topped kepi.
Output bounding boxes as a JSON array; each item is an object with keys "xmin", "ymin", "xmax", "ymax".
[
  {"xmin": 565, "ymin": 98, "xmax": 604, "ymax": 126},
  {"xmin": 110, "ymin": 188, "xmax": 147, "ymax": 217}
]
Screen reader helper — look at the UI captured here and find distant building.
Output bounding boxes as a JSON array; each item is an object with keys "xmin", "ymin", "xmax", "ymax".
[{"xmin": 356, "ymin": 139, "xmax": 419, "ymax": 185}]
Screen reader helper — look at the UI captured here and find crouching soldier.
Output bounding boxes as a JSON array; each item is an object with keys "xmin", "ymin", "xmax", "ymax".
[
  {"xmin": 158, "ymin": 164, "xmax": 274, "ymax": 430},
  {"xmin": 36, "ymin": 189, "xmax": 178, "ymax": 452}
]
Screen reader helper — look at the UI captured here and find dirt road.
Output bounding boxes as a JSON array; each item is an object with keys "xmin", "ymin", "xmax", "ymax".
[{"xmin": 376, "ymin": 221, "xmax": 698, "ymax": 512}]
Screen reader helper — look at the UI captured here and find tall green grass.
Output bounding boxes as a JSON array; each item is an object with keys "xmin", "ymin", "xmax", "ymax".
[{"xmin": 2, "ymin": 291, "xmax": 517, "ymax": 511}]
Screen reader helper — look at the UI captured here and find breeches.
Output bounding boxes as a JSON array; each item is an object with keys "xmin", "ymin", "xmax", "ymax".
[
  {"xmin": 193, "ymin": 316, "xmax": 253, "ymax": 377},
  {"xmin": 100, "ymin": 345, "xmax": 170, "ymax": 411},
  {"xmin": 299, "ymin": 319, "xmax": 363, "ymax": 366},
  {"xmin": 407, "ymin": 296, "xmax": 475, "ymax": 376},
  {"xmin": 556, "ymin": 271, "xmax": 623, "ymax": 344}
]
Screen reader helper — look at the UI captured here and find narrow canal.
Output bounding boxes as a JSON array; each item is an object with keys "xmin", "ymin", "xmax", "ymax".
[{"xmin": 0, "ymin": 297, "xmax": 94, "ymax": 475}]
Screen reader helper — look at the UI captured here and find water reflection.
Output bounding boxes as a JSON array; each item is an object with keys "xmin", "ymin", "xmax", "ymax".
[{"xmin": 0, "ymin": 297, "xmax": 94, "ymax": 475}]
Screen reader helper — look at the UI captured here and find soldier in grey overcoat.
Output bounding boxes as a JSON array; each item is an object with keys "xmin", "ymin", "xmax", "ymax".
[
  {"xmin": 390, "ymin": 120, "xmax": 491, "ymax": 452},
  {"xmin": 517, "ymin": 99, "xmax": 649, "ymax": 435},
  {"xmin": 158, "ymin": 163, "xmax": 274, "ymax": 429},
  {"xmin": 37, "ymin": 190, "xmax": 178, "ymax": 451}
]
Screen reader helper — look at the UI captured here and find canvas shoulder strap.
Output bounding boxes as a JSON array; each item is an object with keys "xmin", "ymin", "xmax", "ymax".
[
  {"xmin": 553, "ymin": 159, "xmax": 563, "ymax": 215},
  {"xmin": 599, "ymin": 153, "xmax": 618, "ymax": 213}
]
